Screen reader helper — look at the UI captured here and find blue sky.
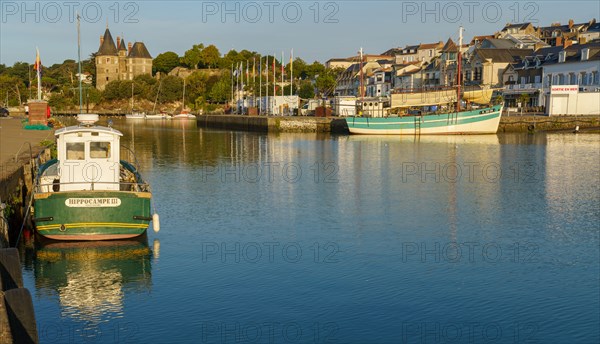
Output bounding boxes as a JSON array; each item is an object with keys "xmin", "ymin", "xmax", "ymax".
[{"xmin": 1, "ymin": 0, "xmax": 599, "ymax": 66}]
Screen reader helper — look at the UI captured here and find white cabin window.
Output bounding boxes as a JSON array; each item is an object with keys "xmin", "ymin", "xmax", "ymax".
[
  {"xmin": 90, "ymin": 142, "xmax": 111, "ymax": 159},
  {"xmin": 66, "ymin": 143, "xmax": 85, "ymax": 160}
]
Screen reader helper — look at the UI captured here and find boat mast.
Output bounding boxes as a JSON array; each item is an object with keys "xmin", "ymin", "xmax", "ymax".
[
  {"xmin": 152, "ymin": 80, "xmax": 161, "ymax": 113},
  {"xmin": 456, "ymin": 26, "xmax": 463, "ymax": 112},
  {"xmin": 77, "ymin": 13, "xmax": 82, "ymax": 113},
  {"xmin": 359, "ymin": 47, "xmax": 365, "ymax": 103},
  {"xmin": 182, "ymin": 78, "xmax": 186, "ymax": 112}
]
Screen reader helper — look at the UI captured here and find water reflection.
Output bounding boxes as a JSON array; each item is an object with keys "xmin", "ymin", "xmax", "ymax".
[{"xmin": 31, "ymin": 236, "xmax": 152, "ymax": 324}]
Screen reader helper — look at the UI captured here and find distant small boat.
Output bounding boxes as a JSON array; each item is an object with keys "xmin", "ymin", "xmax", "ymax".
[
  {"xmin": 173, "ymin": 78, "xmax": 196, "ymax": 120},
  {"xmin": 172, "ymin": 111, "xmax": 196, "ymax": 120},
  {"xmin": 145, "ymin": 113, "xmax": 170, "ymax": 120},
  {"xmin": 125, "ymin": 112, "xmax": 146, "ymax": 120}
]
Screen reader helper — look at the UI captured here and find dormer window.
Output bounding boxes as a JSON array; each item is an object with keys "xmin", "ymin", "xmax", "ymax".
[
  {"xmin": 558, "ymin": 51, "xmax": 566, "ymax": 63},
  {"xmin": 581, "ymin": 48, "xmax": 590, "ymax": 61}
]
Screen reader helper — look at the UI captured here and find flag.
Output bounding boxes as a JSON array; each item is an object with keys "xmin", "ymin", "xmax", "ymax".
[
  {"xmin": 289, "ymin": 49, "xmax": 293, "ymax": 75},
  {"xmin": 253, "ymin": 58, "xmax": 256, "ymax": 76},
  {"xmin": 233, "ymin": 63, "xmax": 237, "ymax": 77},
  {"xmin": 246, "ymin": 62, "xmax": 249, "ymax": 77},
  {"xmin": 33, "ymin": 48, "xmax": 42, "ymax": 74}
]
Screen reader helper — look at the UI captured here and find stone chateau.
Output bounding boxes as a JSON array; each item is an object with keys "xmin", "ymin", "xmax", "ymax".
[{"xmin": 95, "ymin": 27, "xmax": 152, "ymax": 90}]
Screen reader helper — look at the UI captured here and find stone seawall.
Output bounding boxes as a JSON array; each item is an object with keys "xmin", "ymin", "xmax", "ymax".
[
  {"xmin": 199, "ymin": 114, "xmax": 600, "ymax": 134},
  {"xmin": 499, "ymin": 115, "xmax": 600, "ymax": 132},
  {"xmin": 198, "ymin": 115, "xmax": 349, "ymax": 133}
]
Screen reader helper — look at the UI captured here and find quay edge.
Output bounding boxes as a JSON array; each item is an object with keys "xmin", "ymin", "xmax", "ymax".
[{"xmin": 197, "ymin": 114, "xmax": 600, "ymax": 134}]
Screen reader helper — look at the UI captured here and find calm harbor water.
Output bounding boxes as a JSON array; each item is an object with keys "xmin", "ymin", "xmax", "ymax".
[{"xmin": 19, "ymin": 119, "xmax": 599, "ymax": 343}]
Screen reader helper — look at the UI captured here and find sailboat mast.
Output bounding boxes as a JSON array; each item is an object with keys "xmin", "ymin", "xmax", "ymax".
[
  {"xmin": 182, "ymin": 78, "xmax": 186, "ymax": 112},
  {"xmin": 77, "ymin": 13, "xmax": 82, "ymax": 113},
  {"xmin": 131, "ymin": 82, "xmax": 134, "ymax": 112},
  {"xmin": 457, "ymin": 26, "xmax": 463, "ymax": 112},
  {"xmin": 359, "ymin": 47, "xmax": 364, "ymax": 102}
]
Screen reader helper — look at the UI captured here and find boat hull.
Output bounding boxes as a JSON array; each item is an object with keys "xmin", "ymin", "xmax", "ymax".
[
  {"xmin": 32, "ymin": 190, "xmax": 151, "ymax": 241},
  {"xmin": 346, "ymin": 106, "xmax": 502, "ymax": 135}
]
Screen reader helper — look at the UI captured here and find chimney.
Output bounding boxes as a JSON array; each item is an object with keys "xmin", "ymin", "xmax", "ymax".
[
  {"xmin": 100, "ymin": 35, "xmax": 104, "ymax": 45},
  {"xmin": 563, "ymin": 39, "xmax": 573, "ymax": 49},
  {"xmin": 556, "ymin": 36, "xmax": 563, "ymax": 47},
  {"xmin": 568, "ymin": 19, "xmax": 574, "ymax": 29},
  {"xmin": 128, "ymin": 42, "xmax": 132, "ymax": 53},
  {"xmin": 117, "ymin": 36, "xmax": 121, "ymax": 48}
]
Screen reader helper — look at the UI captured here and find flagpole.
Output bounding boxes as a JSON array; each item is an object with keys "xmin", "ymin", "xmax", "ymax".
[
  {"xmin": 281, "ymin": 51, "xmax": 284, "ymax": 97},
  {"xmin": 272, "ymin": 53, "xmax": 276, "ymax": 114},
  {"xmin": 259, "ymin": 56, "xmax": 262, "ymax": 115},
  {"xmin": 231, "ymin": 63, "xmax": 234, "ymax": 110},
  {"xmin": 290, "ymin": 49, "xmax": 293, "ymax": 96},
  {"xmin": 265, "ymin": 56, "xmax": 269, "ymax": 115},
  {"xmin": 36, "ymin": 47, "xmax": 42, "ymax": 101}
]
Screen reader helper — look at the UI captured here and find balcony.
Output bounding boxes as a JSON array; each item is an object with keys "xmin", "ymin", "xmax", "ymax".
[{"xmin": 504, "ymin": 83, "xmax": 543, "ymax": 93}]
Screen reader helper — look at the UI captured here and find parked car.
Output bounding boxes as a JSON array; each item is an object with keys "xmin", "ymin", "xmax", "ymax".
[{"xmin": 0, "ymin": 107, "xmax": 9, "ymax": 117}]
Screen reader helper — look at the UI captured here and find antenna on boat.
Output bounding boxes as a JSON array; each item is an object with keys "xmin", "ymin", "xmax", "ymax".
[
  {"xmin": 76, "ymin": 12, "xmax": 98, "ymax": 126},
  {"xmin": 77, "ymin": 11, "xmax": 83, "ymax": 114},
  {"xmin": 457, "ymin": 26, "xmax": 463, "ymax": 112}
]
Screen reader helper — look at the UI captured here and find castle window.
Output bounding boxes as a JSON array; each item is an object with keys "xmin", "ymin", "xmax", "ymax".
[{"xmin": 106, "ymin": 58, "xmax": 109, "ymax": 63}]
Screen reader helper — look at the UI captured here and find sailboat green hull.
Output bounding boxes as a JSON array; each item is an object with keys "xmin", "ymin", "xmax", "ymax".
[
  {"xmin": 33, "ymin": 190, "xmax": 151, "ymax": 240},
  {"xmin": 346, "ymin": 106, "xmax": 502, "ymax": 135}
]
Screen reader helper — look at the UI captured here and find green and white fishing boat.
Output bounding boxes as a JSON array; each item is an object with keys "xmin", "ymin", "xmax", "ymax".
[
  {"xmin": 31, "ymin": 13, "xmax": 158, "ymax": 241},
  {"xmin": 346, "ymin": 27, "xmax": 502, "ymax": 135},
  {"xmin": 346, "ymin": 104, "xmax": 503, "ymax": 135},
  {"xmin": 32, "ymin": 114, "xmax": 157, "ymax": 240}
]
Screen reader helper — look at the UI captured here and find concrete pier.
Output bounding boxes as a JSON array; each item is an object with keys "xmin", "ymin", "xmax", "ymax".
[
  {"xmin": 0, "ymin": 118, "xmax": 53, "ymax": 246},
  {"xmin": 499, "ymin": 115, "xmax": 600, "ymax": 132},
  {"xmin": 0, "ymin": 248, "xmax": 38, "ymax": 343}
]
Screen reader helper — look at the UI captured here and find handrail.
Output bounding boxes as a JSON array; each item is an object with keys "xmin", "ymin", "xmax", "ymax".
[{"xmin": 14, "ymin": 141, "xmax": 32, "ymax": 163}]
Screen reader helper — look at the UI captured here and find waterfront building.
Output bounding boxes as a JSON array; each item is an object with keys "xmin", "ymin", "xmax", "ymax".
[
  {"xmin": 541, "ymin": 42, "xmax": 600, "ymax": 115},
  {"xmin": 366, "ymin": 67, "xmax": 393, "ymax": 97},
  {"xmin": 95, "ymin": 27, "xmax": 152, "ymax": 90},
  {"xmin": 538, "ymin": 19, "xmax": 597, "ymax": 46},
  {"xmin": 335, "ymin": 59, "xmax": 393, "ymax": 97}
]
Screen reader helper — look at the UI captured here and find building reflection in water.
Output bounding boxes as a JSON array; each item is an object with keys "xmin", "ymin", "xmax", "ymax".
[{"xmin": 31, "ymin": 235, "xmax": 153, "ymax": 324}]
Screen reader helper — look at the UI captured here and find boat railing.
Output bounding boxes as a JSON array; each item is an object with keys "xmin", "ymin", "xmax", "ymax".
[{"xmin": 36, "ymin": 180, "xmax": 150, "ymax": 193}]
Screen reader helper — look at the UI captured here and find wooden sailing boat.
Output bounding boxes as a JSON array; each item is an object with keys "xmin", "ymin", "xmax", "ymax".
[{"xmin": 346, "ymin": 27, "xmax": 502, "ymax": 135}]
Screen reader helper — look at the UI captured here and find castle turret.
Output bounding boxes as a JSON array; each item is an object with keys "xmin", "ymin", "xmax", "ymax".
[{"xmin": 95, "ymin": 28, "xmax": 119, "ymax": 90}]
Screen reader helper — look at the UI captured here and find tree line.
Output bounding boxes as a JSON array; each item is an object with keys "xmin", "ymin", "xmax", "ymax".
[{"xmin": 0, "ymin": 43, "xmax": 343, "ymax": 112}]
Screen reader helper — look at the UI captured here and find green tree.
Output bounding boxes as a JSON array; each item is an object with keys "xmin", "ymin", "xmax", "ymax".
[
  {"xmin": 103, "ymin": 80, "xmax": 133, "ymax": 101},
  {"xmin": 298, "ymin": 81, "xmax": 315, "ymax": 99},
  {"xmin": 208, "ymin": 70, "xmax": 232, "ymax": 103},
  {"xmin": 304, "ymin": 61, "xmax": 326, "ymax": 79},
  {"xmin": 182, "ymin": 44, "xmax": 204, "ymax": 69},
  {"xmin": 199, "ymin": 45, "xmax": 221, "ymax": 69},
  {"xmin": 0, "ymin": 74, "xmax": 24, "ymax": 106},
  {"xmin": 153, "ymin": 52, "xmax": 180, "ymax": 75},
  {"xmin": 315, "ymin": 68, "xmax": 339, "ymax": 97},
  {"xmin": 159, "ymin": 75, "xmax": 183, "ymax": 103}
]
